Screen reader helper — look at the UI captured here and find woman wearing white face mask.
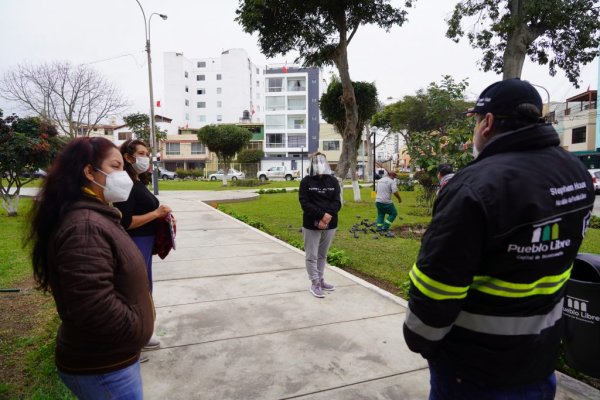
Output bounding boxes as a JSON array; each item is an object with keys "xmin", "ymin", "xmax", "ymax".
[
  {"xmin": 28, "ymin": 137, "xmax": 154, "ymax": 399},
  {"xmin": 114, "ymin": 139, "xmax": 172, "ymax": 352}
]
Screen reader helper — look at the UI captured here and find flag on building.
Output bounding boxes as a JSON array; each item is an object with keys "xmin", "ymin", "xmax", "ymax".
[{"xmin": 156, "ymin": 100, "xmax": 161, "ymax": 107}]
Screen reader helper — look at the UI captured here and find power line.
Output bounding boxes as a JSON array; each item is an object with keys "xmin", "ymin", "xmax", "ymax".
[{"xmin": 83, "ymin": 50, "xmax": 146, "ymax": 68}]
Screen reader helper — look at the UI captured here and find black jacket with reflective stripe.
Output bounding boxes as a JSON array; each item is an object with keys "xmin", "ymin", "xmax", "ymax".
[{"xmin": 404, "ymin": 123, "xmax": 595, "ymax": 386}]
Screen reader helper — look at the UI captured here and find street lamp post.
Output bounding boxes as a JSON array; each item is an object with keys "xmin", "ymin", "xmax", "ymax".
[
  {"xmin": 301, "ymin": 146, "xmax": 304, "ymax": 178},
  {"xmin": 135, "ymin": 0, "xmax": 167, "ymax": 195},
  {"xmin": 371, "ymin": 126, "xmax": 377, "ymax": 192},
  {"xmin": 530, "ymin": 83, "xmax": 551, "ymax": 120}
]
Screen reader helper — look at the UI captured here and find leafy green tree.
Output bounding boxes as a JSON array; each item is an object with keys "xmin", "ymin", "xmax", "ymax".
[
  {"xmin": 0, "ymin": 110, "xmax": 64, "ymax": 216},
  {"xmin": 320, "ymin": 78, "xmax": 379, "ymax": 201},
  {"xmin": 236, "ymin": 148, "xmax": 264, "ymax": 177},
  {"xmin": 236, "ymin": 0, "xmax": 413, "ymax": 180},
  {"xmin": 372, "ymin": 76, "xmax": 474, "ymax": 211},
  {"xmin": 446, "ymin": 0, "xmax": 600, "ymax": 86},
  {"xmin": 197, "ymin": 124, "xmax": 252, "ymax": 186},
  {"xmin": 122, "ymin": 113, "xmax": 167, "ymax": 146}
]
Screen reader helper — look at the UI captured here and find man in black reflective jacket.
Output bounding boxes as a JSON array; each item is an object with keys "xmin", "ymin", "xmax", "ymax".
[{"xmin": 403, "ymin": 78, "xmax": 595, "ymax": 400}]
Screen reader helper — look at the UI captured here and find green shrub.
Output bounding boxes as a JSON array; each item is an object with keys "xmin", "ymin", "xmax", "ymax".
[
  {"xmin": 230, "ymin": 179, "xmax": 265, "ymax": 187},
  {"xmin": 258, "ymin": 188, "xmax": 287, "ymax": 194},
  {"xmin": 589, "ymin": 215, "xmax": 600, "ymax": 229},
  {"xmin": 175, "ymin": 168, "xmax": 204, "ymax": 179},
  {"xmin": 327, "ymin": 247, "xmax": 350, "ymax": 267}
]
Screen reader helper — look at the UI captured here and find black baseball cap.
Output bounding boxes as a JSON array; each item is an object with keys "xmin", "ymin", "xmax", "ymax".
[{"xmin": 466, "ymin": 78, "xmax": 543, "ymax": 118}]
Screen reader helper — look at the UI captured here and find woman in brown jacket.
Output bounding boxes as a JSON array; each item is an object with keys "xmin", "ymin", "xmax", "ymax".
[{"xmin": 28, "ymin": 137, "xmax": 154, "ymax": 399}]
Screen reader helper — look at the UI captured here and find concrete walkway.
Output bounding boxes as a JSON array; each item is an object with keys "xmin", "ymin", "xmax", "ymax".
[{"xmin": 140, "ymin": 191, "xmax": 600, "ymax": 400}]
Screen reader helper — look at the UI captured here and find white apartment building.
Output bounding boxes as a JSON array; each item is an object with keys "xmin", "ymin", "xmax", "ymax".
[
  {"xmin": 163, "ymin": 49, "xmax": 264, "ymax": 133},
  {"xmin": 263, "ymin": 66, "xmax": 320, "ymax": 163}
]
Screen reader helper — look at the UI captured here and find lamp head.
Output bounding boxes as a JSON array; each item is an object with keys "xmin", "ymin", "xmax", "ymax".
[{"xmin": 159, "ymin": 14, "xmax": 168, "ymax": 20}]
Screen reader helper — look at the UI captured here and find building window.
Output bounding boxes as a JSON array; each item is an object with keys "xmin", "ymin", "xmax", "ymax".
[
  {"xmin": 216, "ymin": 74, "xmax": 222, "ymax": 80},
  {"xmin": 191, "ymin": 142, "xmax": 205, "ymax": 154},
  {"xmin": 184, "ymin": 71, "xmax": 188, "ymax": 78},
  {"xmin": 216, "ymin": 87, "xmax": 222, "ymax": 94},
  {"xmin": 217, "ymin": 101, "xmax": 222, "ymax": 108},
  {"xmin": 266, "ymin": 133, "xmax": 285, "ymax": 148},
  {"xmin": 105, "ymin": 129, "xmax": 114, "ymax": 136},
  {"xmin": 198, "ymin": 115, "xmax": 206, "ymax": 122},
  {"xmin": 572, "ymin": 127, "xmax": 586, "ymax": 144},
  {"xmin": 185, "ymin": 99, "xmax": 189, "ymax": 106},
  {"xmin": 288, "ymin": 135, "xmax": 306, "ymax": 148},
  {"xmin": 323, "ymin": 140, "xmax": 340, "ymax": 151},
  {"xmin": 256, "ymin": 67, "xmax": 260, "ymax": 74},
  {"xmin": 288, "ymin": 96, "xmax": 306, "ymax": 110},
  {"xmin": 256, "ymin": 80, "xmax": 260, "ymax": 87},
  {"xmin": 197, "ymin": 88, "xmax": 205, "ymax": 95},
  {"xmin": 265, "ymin": 115, "xmax": 286, "ymax": 130},
  {"xmin": 185, "ymin": 86, "xmax": 189, "ymax": 93},
  {"xmin": 118, "ymin": 131, "xmax": 132, "ymax": 141},
  {"xmin": 166, "ymin": 143, "xmax": 180, "ymax": 155},
  {"xmin": 197, "ymin": 61, "xmax": 206, "ymax": 68},
  {"xmin": 185, "ymin": 113, "xmax": 189, "ymax": 120},
  {"xmin": 197, "ymin": 102, "xmax": 206, "ymax": 108},
  {"xmin": 217, "ymin": 114, "xmax": 222, "ymax": 122},
  {"xmin": 267, "ymin": 78, "xmax": 283, "ymax": 92},
  {"xmin": 287, "ymin": 77, "xmax": 306, "ymax": 92},
  {"xmin": 197, "ymin": 74, "xmax": 205, "ymax": 81},
  {"xmin": 265, "ymin": 96, "xmax": 285, "ymax": 111},
  {"xmin": 287, "ymin": 116, "xmax": 305, "ymax": 129}
]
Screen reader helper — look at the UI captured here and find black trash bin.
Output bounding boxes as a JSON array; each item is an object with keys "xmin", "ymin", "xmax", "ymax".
[{"xmin": 562, "ymin": 253, "xmax": 600, "ymax": 378}]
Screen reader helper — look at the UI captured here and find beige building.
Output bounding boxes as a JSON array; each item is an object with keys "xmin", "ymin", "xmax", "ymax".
[
  {"xmin": 557, "ymin": 90, "xmax": 597, "ymax": 153},
  {"xmin": 319, "ymin": 123, "xmax": 342, "ymax": 166},
  {"xmin": 159, "ymin": 132, "xmax": 215, "ymax": 171}
]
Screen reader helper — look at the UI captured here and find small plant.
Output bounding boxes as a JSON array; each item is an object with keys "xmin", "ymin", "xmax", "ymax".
[
  {"xmin": 327, "ymin": 247, "xmax": 350, "ymax": 267},
  {"xmin": 230, "ymin": 179, "xmax": 264, "ymax": 187},
  {"xmin": 589, "ymin": 215, "xmax": 600, "ymax": 229},
  {"xmin": 288, "ymin": 238, "xmax": 304, "ymax": 250}
]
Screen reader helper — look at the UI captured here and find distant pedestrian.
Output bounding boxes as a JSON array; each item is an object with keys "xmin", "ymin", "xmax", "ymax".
[
  {"xmin": 403, "ymin": 78, "xmax": 595, "ymax": 399},
  {"xmin": 28, "ymin": 137, "xmax": 154, "ymax": 399},
  {"xmin": 435, "ymin": 164, "xmax": 455, "ymax": 196},
  {"xmin": 299, "ymin": 153, "xmax": 341, "ymax": 298},
  {"xmin": 375, "ymin": 171, "xmax": 402, "ymax": 232}
]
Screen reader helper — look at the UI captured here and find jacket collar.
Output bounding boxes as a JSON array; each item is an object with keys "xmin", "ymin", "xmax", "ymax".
[
  {"xmin": 474, "ymin": 123, "xmax": 560, "ymax": 163},
  {"xmin": 69, "ymin": 197, "xmax": 122, "ymax": 223}
]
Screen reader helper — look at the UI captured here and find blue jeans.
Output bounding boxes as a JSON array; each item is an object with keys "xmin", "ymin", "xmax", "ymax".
[
  {"xmin": 428, "ymin": 361, "xmax": 556, "ymax": 400},
  {"xmin": 58, "ymin": 362, "xmax": 143, "ymax": 400},
  {"xmin": 131, "ymin": 235, "xmax": 154, "ymax": 292}
]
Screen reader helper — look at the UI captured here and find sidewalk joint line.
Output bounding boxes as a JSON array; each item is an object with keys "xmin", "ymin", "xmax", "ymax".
[
  {"xmin": 153, "ymin": 250, "xmax": 297, "ymax": 264},
  {"xmin": 277, "ymin": 368, "xmax": 430, "ymax": 399},
  {"xmin": 154, "ymin": 284, "xmax": 359, "ymax": 308},
  {"xmin": 151, "ymin": 312, "xmax": 403, "ymax": 350},
  {"xmin": 153, "ymin": 267, "xmax": 304, "ymax": 282}
]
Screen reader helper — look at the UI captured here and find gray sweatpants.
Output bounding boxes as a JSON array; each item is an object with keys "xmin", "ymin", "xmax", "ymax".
[{"xmin": 302, "ymin": 228, "xmax": 336, "ymax": 281}]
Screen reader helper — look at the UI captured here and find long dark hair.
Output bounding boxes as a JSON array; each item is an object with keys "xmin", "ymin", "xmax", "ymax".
[
  {"xmin": 120, "ymin": 139, "xmax": 151, "ymax": 185},
  {"xmin": 27, "ymin": 137, "xmax": 117, "ymax": 292}
]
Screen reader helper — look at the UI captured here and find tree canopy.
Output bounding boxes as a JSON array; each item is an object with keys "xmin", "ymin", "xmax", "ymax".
[
  {"xmin": 0, "ymin": 62, "xmax": 129, "ymax": 137},
  {"xmin": 236, "ymin": 0, "xmax": 414, "ymax": 184},
  {"xmin": 197, "ymin": 124, "xmax": 252, "ymax": 185},
  {"xmin": 446, "ymin": 0, "xmax": 600, "ymax": 86},
  {"xmin": 123, "ymin": 113, "xmax": 167, "ymax": 145},
  {"xmin": 0, "ymin": 110, "xmax": 64, "ymax": 216},
  {"xmin": 320, "ymin": 79, "xmax": 379, "ymax": 138}
]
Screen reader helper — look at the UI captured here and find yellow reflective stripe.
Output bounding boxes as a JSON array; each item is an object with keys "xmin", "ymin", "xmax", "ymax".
[
  {"xmin": 471, "ymin": 266, "xmax": 572, "ymax": 298},
  {"xmin": 409, "ymin": 263, "xmax": 470, "ymax": 300}
]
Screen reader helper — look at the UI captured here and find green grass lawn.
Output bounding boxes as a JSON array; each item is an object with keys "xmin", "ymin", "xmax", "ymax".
[
  {"xmin": 157, "ymin": 179, "xmax": 301, "ymax": 191},
  {"xmin": 220, "ymin": 188, "xmax": 600, "ymax": 297}
]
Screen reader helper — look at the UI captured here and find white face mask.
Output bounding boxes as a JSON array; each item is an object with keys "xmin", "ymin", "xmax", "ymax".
[
  {"xmin": 472, "ymin": 144, "xmax": 480, "ymax": 159},
  {"xmin": 132, "ymin": 156, "xmax": 150, "ymax": 174},
  {"xmin": 93, "ymin": 169, "xmax": 133, "ymax": 203}
]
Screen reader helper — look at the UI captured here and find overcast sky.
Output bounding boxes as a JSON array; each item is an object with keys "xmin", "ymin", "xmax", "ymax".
[{"xmin": 1, "ymin": 0, "xmax": 598, "ymax": 119}]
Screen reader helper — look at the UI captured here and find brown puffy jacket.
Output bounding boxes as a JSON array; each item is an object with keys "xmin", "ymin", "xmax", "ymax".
[{"xmin": 48, "ymin": 197, "xmax": 155, "ymax": 374}]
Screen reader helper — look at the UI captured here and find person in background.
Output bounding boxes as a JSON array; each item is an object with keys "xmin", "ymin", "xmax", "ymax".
[
  {"xmin": 28, "ymin": 137, "xmax": 154, "ymax": 399},
  {"xmin": 435, "ymin": 163, "xmax": 454, "ymax": 196},
  {"xmin": 299, "ymin": 153, "xmax": 341, "ymax": 298},
  {"xmin": 375, "ymin": 171, "xmax": 402, "ymax": 232},
  {"xmin": 114, "ymin": 139, "xmax": 171, "ymax": 351},
  {"xmin": 403, "ymin": 78, "xmax": 595, "ymax": 399}
]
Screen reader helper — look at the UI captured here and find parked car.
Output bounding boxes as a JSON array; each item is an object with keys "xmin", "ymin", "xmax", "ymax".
[
  {"xmin": 209, "ymin": 169, "xmax": 245, "ymax": 181},
  {"xmin": 589, "ymin": 169, "xmax": 600, "ymax": 194},
  {"xmin": 256, "ymin": 166, "xmax": 299, "ymax": 181},
  {"xmin": 20, "ymin": 168, "xmax": 47, "ymax": 179},
  {"xmin": 157, "ymin": 167, "xmax": 177, "ymax": 180}
]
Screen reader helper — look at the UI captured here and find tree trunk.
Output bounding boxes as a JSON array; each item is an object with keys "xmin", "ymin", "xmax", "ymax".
[
  {"xmin": 1, "ymin": 192, "xmax": 20, "ymax": 217},
  {"xmin": 503, "ymin": 0, "xmax": 537, "ymax": 80}
]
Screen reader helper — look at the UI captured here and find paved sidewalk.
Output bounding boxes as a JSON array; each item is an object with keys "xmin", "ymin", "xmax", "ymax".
[{"xmin": 139, "ymin": 191, "xmax": 600, "ymax": 399}]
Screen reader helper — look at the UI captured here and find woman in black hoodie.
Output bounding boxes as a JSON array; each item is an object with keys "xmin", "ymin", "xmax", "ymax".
[{"xmin": 298, "ymin": 153, "xmax": 341, "ymax": 298}]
